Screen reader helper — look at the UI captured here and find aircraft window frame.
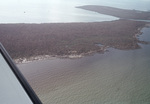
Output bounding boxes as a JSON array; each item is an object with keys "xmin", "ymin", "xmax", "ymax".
[{"xmin": 0, "ymin": 43, "xmax": 42, "ymax": 104}]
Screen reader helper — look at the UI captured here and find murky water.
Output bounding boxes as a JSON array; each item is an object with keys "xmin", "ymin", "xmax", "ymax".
[{"xmin": 18, "ymin": 27, "xmax": 150, "ymax": 104}]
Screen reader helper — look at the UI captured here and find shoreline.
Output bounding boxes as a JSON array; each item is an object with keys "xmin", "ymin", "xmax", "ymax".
[
  {"xmin": 14, "ymin": 24, "xmax": 150, "ymax": 64},
  {"xmin": 14, "ymin": 46, "xmax": 109, "ymax": 64},
  {"xmin": 1, "ymin": 20, "xmax": 149, "ymax": 63}
]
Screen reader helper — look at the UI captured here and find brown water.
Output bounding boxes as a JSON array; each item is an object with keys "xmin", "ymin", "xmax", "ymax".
[{"xmin": 18, "ymin": 27, "xmax": 150, "ymax": 104}]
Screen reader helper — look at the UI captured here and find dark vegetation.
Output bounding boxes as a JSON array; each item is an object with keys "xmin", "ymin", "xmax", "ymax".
[
  {"xmin": 0, "ymin": 19, "xmax": 147, "ymax": 59},
  {"xmin": 77, "ymin": 5, "xmax": 150, "ymax": 20}
]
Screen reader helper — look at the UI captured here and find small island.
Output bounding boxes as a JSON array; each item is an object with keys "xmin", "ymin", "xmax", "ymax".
[
  {"xmin": 77, "ymin": 5, "xmax": 150, "ymax": 20},
  {"xmin": 0, "ymin": 5, "xmax": 149, "ymax": 63}
]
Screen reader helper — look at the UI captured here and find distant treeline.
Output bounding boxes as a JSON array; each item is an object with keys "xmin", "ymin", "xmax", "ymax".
[{"xmin": 0, "ymin": 19, "xmax": 147, "ymax": 59}]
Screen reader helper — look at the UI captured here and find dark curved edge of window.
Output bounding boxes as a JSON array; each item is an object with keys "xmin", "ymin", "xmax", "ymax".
[{"xmin": 0, "ymin": 43, "xmax": 42, "ymax": 104}]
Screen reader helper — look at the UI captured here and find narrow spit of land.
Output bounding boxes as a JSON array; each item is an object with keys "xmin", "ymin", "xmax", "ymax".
[
  {"xmin": 76, "ymin": 5, "xmax": 150, "ymax": 20},
  {"xmin": 0, "ymin": 19, "xmax": 148, "ymax": 63}
]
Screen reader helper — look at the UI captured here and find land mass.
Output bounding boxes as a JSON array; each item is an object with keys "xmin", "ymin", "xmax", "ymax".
[
  {"xmin": 0, "ymin": 19, "xmax": 148, "ymax": 63},
  {"xmin": 1, "ymin": 5, "xmax": 150, "ymax": 63},
  {"xmin": 77, "ymin": 5, "xmax": 150, "ymax": 20}
]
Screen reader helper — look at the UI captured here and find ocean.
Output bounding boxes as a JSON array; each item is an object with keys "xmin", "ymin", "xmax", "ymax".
[
  {"xmin": 1, "ymin": 0, "xmax": 150, "ymax": 23},
  {"xmin": 3, "ymin": 0, "xmax": 149, "ymax": 104}
]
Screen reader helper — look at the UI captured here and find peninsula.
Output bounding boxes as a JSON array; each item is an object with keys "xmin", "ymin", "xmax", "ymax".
[{"xmin": 77, "ymin": 5, "xmax": 150, "ymax": 20}]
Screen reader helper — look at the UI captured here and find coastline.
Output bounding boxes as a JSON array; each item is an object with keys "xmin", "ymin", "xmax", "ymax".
[
  {"xmin": 14, "ymin": 23, "xmax": 150, "ymax": 64},
  {"xmin": 14, "ymin": 46, "xmax": 109, "ymax": 64},
  {"xmin": 1, "ymin": 5, "xmax": 150, "ymax": 64},
  {"xmin": 135, "ymin": 24, "xmax": 150, "ymax": 44}
]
